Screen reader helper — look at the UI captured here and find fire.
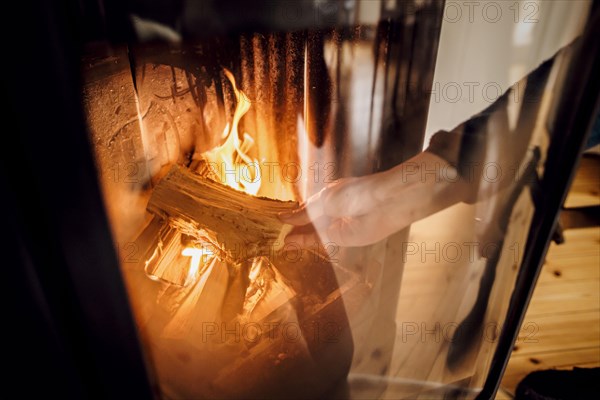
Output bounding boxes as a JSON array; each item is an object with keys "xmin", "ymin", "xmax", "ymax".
[
  {"xmin": 179, "ymin": 69, "xmax": 261, "ymax": 282},
  {"xmin": 146, "ymin": 67, "xmax": 292, "ymax": 333},
  {"xmin": 200, "ymin": 69, "xmax": 261, "ymax": 195},
  {"xmin": 181, "ymin": 246, "xmax": 213, "ymax": 285}
]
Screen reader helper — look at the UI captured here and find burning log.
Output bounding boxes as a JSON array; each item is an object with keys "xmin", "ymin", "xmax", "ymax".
[
  {"xmin": 116, "ymin": 64, "xmax": 360, "ymax": 399},
  {"xmin": 147, "ymin": 164, "xmax": 298, "ymax": 262}
]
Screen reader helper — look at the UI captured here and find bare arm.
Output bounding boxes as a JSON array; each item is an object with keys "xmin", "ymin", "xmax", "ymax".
[{"xmin": 281, "ymin": 40, "xmax": 575, "ymax": 248}]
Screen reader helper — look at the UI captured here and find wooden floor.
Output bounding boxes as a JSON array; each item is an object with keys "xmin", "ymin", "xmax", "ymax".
[{"xmin": 497, "ymin": 155, "xmax": 600, "ymax": 398}]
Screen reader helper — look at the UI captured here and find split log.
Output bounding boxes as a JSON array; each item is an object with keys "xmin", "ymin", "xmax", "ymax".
[
  {"xmin": 147, "ymin": 164, "xmax": 298, "ymax": 262},
  {"xmin": 162, "ymin": 257, "xmax": 230, "ymax": 344}
]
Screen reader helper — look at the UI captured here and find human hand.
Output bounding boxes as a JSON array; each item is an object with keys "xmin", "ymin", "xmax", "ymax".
[{"xmin": 279, "ymin": 151, "xmax": 468, "ymax": 248}]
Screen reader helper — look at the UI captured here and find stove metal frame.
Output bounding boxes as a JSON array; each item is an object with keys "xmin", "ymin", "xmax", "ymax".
[{"xmin": 2, "ymin": 1, "xmax": 598, "ymax": 398}]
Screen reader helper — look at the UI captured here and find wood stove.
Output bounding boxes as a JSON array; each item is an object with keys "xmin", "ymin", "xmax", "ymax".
[{"xmin": 3, "ymin": 0, "xmax": 599, "ymax": 399}]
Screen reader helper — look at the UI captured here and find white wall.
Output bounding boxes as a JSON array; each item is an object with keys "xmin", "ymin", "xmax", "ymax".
[{"xmin": 424, "ymin": 0, "xmax": 592, "ymax": 147}]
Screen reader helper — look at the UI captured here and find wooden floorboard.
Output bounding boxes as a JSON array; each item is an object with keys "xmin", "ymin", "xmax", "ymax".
[
  {"xmin": 525, "ymin": 280, "xmax": 599, "ymax": 316},
  {"xmin": 564, "ymin": 156, "xmax": 600, "ymax": 208},
  {"xmin": 497, "ymin": 156, "xmax": 600, "ymax": 397},
  {"xmin": 386, "ymin": 153, "xmax": 598, "ymax": 399},
  {"xmin": 501, "ymin": 348, "xmax": 600, "ymax": 393},
  {"xmin": 513, "ymin": 310, "xmax": 600, "ymax": 355}
]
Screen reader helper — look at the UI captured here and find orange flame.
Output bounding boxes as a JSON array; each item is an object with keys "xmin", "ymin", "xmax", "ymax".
[
  {"xmin": 181, "ymin": 69, "xmax": 261, "ymax": 276},
  {"xmin": 201, "ymin": 68, "xmax": 261, "ymax": 195}
]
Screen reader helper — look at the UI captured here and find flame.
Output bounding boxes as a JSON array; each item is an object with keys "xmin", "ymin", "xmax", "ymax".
[
  {"xmin": 180, "ymin": 70, "xmax": 260, "ymax": 279},
  {"xmin": 146, "ymin": 69, "xmax": 262, "ymax": 286},
  {"xmin": 201, "ymin": 69, "xmax": 261, "ymax": 195},
  {"xmin": 147, "ymin": 70, "xmax": 294, "ymax": 322},
  {"xmin": 181, "ymin": 246, "xmax": 214, "ymax": 285}
]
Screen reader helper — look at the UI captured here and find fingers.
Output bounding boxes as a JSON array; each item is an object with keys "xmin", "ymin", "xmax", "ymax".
[
  {"xmin": 284, "ymin": 215, "xmax": 332, "ymax": 246},
  {"xmin": 279, "ymin": 175, "xmax": 384, "ymax": 227},
  {"xmin": 284, "ymin": 230, "xmax": 322, "ymax": 249},
  {"xmin": 278, "ymin": 206, "xmax": 312, "ymax": 226},
  {"xmin": 327, "ymin": 207, "xmax": 405, "ymax": 247},
  {"xmin": 279, "ymin": 173, "xmax": 403, "ymax": 247},
  {"xmin": 322, "ymin": 192, "xmax": 426, "ymax": 247},
  {"xmin": 278, "ymin": 203, "xmax": 320, "ymax": 226},
  {"xmin": 284, "ymin": 203, "xmax": 406, "ymax": 249},
  {"xmin": 278, "ymin": 188, "xmax": 326, "ymax": 226},
  {"xmin": 321, "ymin": 175, "xmax": 382, "ymax": 218},
  {"xmin": 324, "ymin": 177, "xmax": 467, "ymax": 247},
  {"xmin": 284, "ymin": 212, "xmax": 399, "ymax": 249},
  {"xmin": 280, "ymin": 151, "xmax": 468, "ymax": 248}
]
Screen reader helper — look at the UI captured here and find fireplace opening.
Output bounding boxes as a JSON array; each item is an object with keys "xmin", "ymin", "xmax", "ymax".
[{"xmin": 83, "ymin": 23, "xmax": 438, "ymax": 397}]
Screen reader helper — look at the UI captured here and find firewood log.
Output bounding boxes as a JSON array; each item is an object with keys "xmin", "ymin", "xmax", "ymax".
[{"xmin": 147, "ymin": 164, "xmax": 298, "ymax": 262}]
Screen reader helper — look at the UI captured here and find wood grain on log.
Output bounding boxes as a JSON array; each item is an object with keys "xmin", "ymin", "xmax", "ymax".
[{"xmin": 147, "ymin": 164, "xmax": 298, "ymax": 262}]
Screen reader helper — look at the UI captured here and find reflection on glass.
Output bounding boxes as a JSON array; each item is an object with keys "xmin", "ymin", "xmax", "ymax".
[{"xmin": 82, "ymin": 0, "xmax": 592, "ymax": 398}]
